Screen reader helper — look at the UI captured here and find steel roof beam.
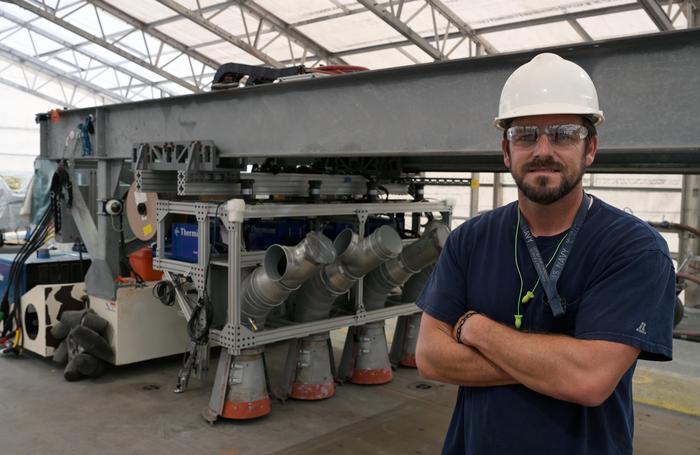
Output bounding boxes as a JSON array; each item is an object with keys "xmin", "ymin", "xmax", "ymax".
[
  {"xmin": 356, "ymin": 0, "xmax": 444, "ymax": 60},
  {"xmin": 154, "ymin": 0, "xmax": 282, "ymax": 67},
  {"xmin": 638, "ymin": 0, "xmax": 675, "ymax": 30},
  {"xmin": 0, "ymin": 9, "xmax": 174, "ymax": 98},
  {"xmin": 567, "ymin": 18, "xmax": 593, "ymax": 41},
  {"xmin": 85, "ymin": 0, "xmax": 220, "ymax": 70},
  {"xmin": 237, "ymin": 0, "xmax": 347, "ymax": 65},
  {"xmin": 0, "ymin": 74, "xmax": 78, "ymax": 108},
  {"xmin": 9, "ymin": 0, "xmax": 202, "ymax": 92},
  {"xmin": 335, "ymin": 3, "xmax": 646, "ymax": 57},
  {"xmin": 0, "ymin": 43, "xmax": 126, "ymax": 103},
  {"xmin": 424, "ymin": 0, "xmax": 497, "ymax": 54}
]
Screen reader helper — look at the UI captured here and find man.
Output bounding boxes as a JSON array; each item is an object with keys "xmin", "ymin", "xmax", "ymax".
[{"xmin": 415, "ymin": 53, "xmax": 675, "ymax": 454}]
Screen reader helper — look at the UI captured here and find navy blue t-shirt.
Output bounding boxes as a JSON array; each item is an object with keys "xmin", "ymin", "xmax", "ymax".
[{"xmin": 417, "ymin": 196, "xmax": 675, "ymax": 455}]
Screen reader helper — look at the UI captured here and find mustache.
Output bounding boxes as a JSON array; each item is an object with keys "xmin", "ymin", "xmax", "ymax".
[{"xmin": 525, "ymin": 157, "xmax": 563, "ymax": 172}]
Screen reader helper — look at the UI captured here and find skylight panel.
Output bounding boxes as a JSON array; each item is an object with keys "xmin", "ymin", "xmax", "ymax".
[
  {"xmin": 155, "ymin": 18, "xmax": 225, "ymax": 46},
  {"xmin": 297, "ymin": 10, "xmax": 404, "ymax": 53},
  {"xmin": 576, "ymin": 9, "xmax": 658, "ymax": 40},
  {"xmin": 451, "ymin": 0, "xmax": 635, "ymax": 29},
  {"xmin": 101, "ymin": 0, "xmax": 177, "ymax": 24},
  {"xmin": 0, "ymin": 3, "xmax": 40, "ymax": 22},
  {"xmin": 119, "ymin": 61, "xmax": 170, "ymax": 83},
  {"xmin": 479, "ymin": 20, "xmax": 583, "ymax": 52},
  {"xmin": 31, "ymin": 18, "xmax": 85, "ymax": 45},
  {"xmin": 256, "ymin": 0, "xmax": 346, "ymax": 24},
  {"xmin": 197, "ymin": 41, "xmax": 264, "ymax": 66},
  {"xmin": 342, "ymin": 48, "xmax": 419, "ymax": 70},
  {"xmin": 59, "ymin": 3, "xmax": 126, "ymax": 38},
  {"xmin": 206, "ymin": 6, "xmax": 248, "ymax": 34}
]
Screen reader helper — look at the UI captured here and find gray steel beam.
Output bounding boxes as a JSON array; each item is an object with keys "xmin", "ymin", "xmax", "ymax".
[
  {"xmin": 154, "ymin": 0, "xmax": 281, "ymax": 67},
  {"xmin": 0, "ymin": 43, "xmax": 127, "ymax": 102},
  {"xmin": 237, "ymin": 0, "xmax": 347, "ymax": 65},
  {"xmin": 356, "ymin": 0, "xmax": 444, "ymax": 60},
  {"xmin": 10, "ymin": 0, "xmax": 201, "ymax": 92},
  {"xmin": 638, "ymin": 0, "xmax": 675, "ymax": 30},
  {"xmin": 37, "ymin": 29, "xmax": 700, "ymax": 173}
]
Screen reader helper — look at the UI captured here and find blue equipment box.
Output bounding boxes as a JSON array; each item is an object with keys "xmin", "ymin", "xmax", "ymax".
[
  {"xmin": 169, "ymin": 223, "xmax": 221, "ymax": 263},
  {"xmin": 322, "ymin": 216, "xmax": 405, "ymax": 240},
  {"xmin": 0, "ymin": 251, "xmax": 90, "ymax": 299},
  {"xmin": 244, "ymin": 219, "xmax": 311, "ymax": 251}
]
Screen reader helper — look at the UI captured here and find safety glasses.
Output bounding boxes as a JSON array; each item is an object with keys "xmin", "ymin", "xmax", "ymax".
[{"xmin": 506, "ymin": 124, "xmax": 589, "ymax": 148}]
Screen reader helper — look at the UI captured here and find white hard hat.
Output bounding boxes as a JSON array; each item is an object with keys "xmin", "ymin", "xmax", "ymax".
[{"xmin": 494, "ymin": 53, "xmax": 604, "ymax": 130}]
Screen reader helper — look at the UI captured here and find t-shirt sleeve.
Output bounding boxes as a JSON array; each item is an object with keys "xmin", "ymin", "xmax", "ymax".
[
  {"xmin": 575, "ymin": 248, "xmax": 675, "ymax": 361},
  {"xmin": 416, "ymin": 229, "xmax": 469, "ymax": 325}
]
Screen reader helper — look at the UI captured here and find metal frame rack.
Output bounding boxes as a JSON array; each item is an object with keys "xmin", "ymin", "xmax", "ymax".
[{"xmin": 154, "ymin": 198, "xmax": 453, "ymax": 355}]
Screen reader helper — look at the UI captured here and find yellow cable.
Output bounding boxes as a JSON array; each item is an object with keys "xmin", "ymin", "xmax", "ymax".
[{"xmin": 12, "ymin": 329, "xmax": 20, "ymax": 349}]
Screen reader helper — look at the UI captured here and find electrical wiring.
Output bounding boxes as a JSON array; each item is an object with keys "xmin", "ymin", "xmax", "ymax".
[{"xmin": 0, "ymin": 165, "xmax": 73, "ymax": 349}]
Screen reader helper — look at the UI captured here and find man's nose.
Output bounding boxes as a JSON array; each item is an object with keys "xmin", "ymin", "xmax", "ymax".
[{"xmin": 532, "ymin": 133, "xmax": 555, "ymax": 156}]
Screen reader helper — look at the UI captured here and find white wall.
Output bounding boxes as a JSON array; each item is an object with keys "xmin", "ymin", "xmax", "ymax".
[{"xmin": 0, "ymin": 84, "xmax": 58, "ymax": 174}]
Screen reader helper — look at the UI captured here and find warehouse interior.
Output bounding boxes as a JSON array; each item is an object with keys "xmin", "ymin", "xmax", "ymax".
[{"xmin": 0, "ymin": 1, "xmax": 699, "ymax": 454}]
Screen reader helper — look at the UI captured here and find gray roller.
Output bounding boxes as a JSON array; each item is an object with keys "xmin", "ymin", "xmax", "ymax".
[
  {"xmin": 292, "ymin": 225, "xmax": 403, "ymax": 323},
  {"xmin": 363, "ymin": 222, "xmax": 450, "ymax": 311},
  {"xmin": 241, "ymin": 231, "xmax": 335, "ymax": 330}
]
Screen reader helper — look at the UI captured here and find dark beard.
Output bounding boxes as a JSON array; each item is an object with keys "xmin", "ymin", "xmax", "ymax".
[{"xmin": 511, "ymin": 156, "xmax": 585, "ymax": 205}]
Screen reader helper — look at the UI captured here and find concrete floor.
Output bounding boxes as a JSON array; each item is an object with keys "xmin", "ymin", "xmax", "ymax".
[{"xmin": 1, "ymin": 329, "xmax": 699, "ymax": 455}]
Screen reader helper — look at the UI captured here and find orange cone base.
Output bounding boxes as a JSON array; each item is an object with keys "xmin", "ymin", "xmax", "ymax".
[
  {"xmin": 350, "ymin": 367, "xmax": 393, "ymax": 385},
  {"xmin": 399, "ymin": 354, "xmax": 417, "ymax": 368},
  {"xmin": 221, "ymin": 396, "xmax": 271, "ymax": 420},
  {"xmin": 290, "ymin": 381, "xmax": 336, "ymax": 400}
]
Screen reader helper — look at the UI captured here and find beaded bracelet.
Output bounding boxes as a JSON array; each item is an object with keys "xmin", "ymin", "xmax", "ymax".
[{"xmin": 454, "ymin": 311, "xmax": 479, "ymax": 344}]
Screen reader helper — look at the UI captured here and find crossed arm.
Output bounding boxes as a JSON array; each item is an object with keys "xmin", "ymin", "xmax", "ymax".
[{"xmin": 415, "ymin": 312, "xmax": 640, "ymax": 407}]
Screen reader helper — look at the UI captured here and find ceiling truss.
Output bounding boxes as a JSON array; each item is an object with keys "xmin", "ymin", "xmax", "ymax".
[
  {"xmin": 0, "ymin": 8, "xmax": 175, "ymax": 100},
  {"xmin": 8, "ymin": 0, "xmax": 215, "ymax": 93},
  {"xmin": 0, "ymin": 0, "xmax": 695, "ymax": 106},
  {"xmin": 0, "ymin": 42, "xmax": 124, "ymax": 107},
  {"xmin": 356, "ymin": 0, "xmax": 496, "ymax": 60}
]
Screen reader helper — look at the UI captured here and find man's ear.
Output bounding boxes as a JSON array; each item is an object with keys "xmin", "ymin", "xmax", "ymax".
[
  {"xmin": 502, "ymin": 139, "xmax": 511, "ymax": 169},
  {"xmin": 585, "ymin": 136, "xmax": 598, "ymax": 167}
]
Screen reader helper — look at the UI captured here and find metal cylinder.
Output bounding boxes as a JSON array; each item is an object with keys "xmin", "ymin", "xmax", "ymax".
[
  {"xmin": 363, "ymin": 222, "xmax": 449, "ymax": 311},
  {"xmin": 241, "ymin": 231, "xmax": 335, "ymax": 329},
  {"xmin": 350, "ymin": 321, "xmax": 393, "ymax": 385},
  {"xmin": 290, "ymin": 332, "xmax": 335, "ymax": 400},
  {"xmin": 222, "ymin": 347, "xmax": 270, "ymax": 420},
  {"xmin": 398, "ymin": 313, "xmax": 421, "ymax": 367},
  {"xmin": 292, "ymin": 225, "xmax": 403, "ymax": 322}
]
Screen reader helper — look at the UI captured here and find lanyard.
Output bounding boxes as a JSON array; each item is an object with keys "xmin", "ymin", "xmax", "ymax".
[{"xmin": 518, "ymin": 193, "xmax": 590, "ymax": 318}]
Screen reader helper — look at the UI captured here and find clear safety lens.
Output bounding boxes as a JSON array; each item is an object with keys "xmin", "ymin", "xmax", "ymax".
[{"xmin": 506, "ymin": 124, "xmax": 588, "ymax": 148}]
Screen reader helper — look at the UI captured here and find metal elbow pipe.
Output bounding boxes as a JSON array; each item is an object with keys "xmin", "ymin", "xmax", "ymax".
[
  {"xmin": 293, "ymin": 225, "xmax": 403, "ymax": 323},
  {"xmin": 363, "ymin": 222, "xmax": 450, "ymax": 311},
  {"xmin": 241, "ymin": 231, "xmax": 335, "ymax": 329},
  {"xmin": 400, "ymin": 266, "xmax": 433, "ymax": 305}
]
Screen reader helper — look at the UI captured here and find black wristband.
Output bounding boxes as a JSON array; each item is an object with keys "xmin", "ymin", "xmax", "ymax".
[{"xmin": 454, "ymin": 311, "xmax": 478, "ymax": 344}]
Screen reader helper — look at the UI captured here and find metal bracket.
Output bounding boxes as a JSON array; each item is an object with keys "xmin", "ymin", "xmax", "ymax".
[{"xmin": 174, "ymin": 341, "xmax": 209, "ymax": 393}]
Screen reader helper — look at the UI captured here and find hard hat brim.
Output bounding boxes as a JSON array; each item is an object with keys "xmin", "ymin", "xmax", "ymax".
[{"xmin": 494, "ymin": 103, "xmax": 605, "ymax": 130}]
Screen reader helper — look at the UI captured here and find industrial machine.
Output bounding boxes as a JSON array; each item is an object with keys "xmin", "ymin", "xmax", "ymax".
[{"xmin": 25, "ymin": 30, "xmax": 700, "ymax": 421}]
